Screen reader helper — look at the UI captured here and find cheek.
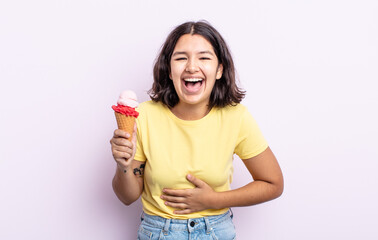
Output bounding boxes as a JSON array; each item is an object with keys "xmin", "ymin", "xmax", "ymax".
[
  {"xmin": 170, "ymin": 64, "xmax": 183, "ymax": 78},
  {"xmin": 170, "ymin": 71, "xmax": 179, "ymax": 82},
  {"xmin": 203, "ymin": 65, "xmax": 219, "ymax": 78}
]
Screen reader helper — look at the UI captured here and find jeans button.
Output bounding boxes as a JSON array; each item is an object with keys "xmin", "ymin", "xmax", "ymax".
[{"xmin": 190, "ymin": 221, "xmax": 195, "ymax": 227}]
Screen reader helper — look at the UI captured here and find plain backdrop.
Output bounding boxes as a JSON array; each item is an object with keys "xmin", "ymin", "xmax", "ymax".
[{"xmin": 1, "ymin": 0, "xmax": 377, "ymax": 239}]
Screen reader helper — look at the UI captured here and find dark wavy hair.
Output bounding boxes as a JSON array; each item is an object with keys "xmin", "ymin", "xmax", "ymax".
[{"xmin": 149, "ymin": 21, "xmax": 245, "ymax": 109}]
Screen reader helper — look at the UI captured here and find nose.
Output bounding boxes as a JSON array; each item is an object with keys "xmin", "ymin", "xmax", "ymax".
[{"xmin": 185, "ymin": 59, "xmax": 199, "ymax": 73}]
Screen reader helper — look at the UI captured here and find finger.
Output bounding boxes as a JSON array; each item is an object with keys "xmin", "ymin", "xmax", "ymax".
[
  {"xmin": 164, "ymin": 201, "xmax": 188, "ymax": 210},
  {"xmin": 112, "ymin": 138, "xmax": 133, "ymax": 148},
  {"xmin": 173, "ymin": 209, "xmax": 192, "ymax": 215},
  {"xmin": 113, "ymin": 149, "xmax": 132, "ymax": 161},
  {"xmin": 113, "ymin": 129, "xmax": 130, "ymax": 139},
  {"xmin": 161, "ymin": 194, "xmax": 186, "ymax": 203},
  {"xmin": 111, "ymin": 144, "xmax": 133, "ymax": 159},
  {"xmin": 186, "ymin": 174, "xmax": 205, "ymax": 188},
  {"xmin": 112, "ymin": 144, "xmax": 133, "ymax": 153},
  {"xmin": 163, "ymin": 188, "xmax": 189, "ymax": 197}
]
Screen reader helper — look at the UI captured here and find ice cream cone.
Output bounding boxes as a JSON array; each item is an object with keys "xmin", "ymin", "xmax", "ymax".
[
  {"xmin": 114, "ymin": 112, "xmax": 135, "ymax": 141},
  {"xmin": 112, "ymin": 90, "xmax": 139, "ymax": 140}
]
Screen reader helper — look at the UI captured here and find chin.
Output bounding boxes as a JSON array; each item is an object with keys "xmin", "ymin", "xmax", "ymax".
[{"xmin": 182, "ymin": 96, "xmax": 208, "ymax": 106}]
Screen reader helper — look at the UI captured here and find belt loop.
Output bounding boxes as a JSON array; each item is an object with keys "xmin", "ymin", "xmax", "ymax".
[
  {"xmin": 204, "ymin": 217, "xmax": 212, "ymax": 234},
  {"xmin": 229, "ymin": 208, "xmax": 234, "ymax": 219},
  {"xmin": 163, "ymin": 218, "xmax": 170, "ymax": 235}
]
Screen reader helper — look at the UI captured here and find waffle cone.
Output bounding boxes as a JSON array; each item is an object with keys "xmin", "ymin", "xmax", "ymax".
[{"xmin": 114, "ymin": 112, "xmax": 135, "ymax": 140}]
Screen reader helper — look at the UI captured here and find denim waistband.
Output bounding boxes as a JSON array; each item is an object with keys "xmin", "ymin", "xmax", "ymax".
[{"xmin": 140, "ymin": 210, "xmax": 233, "ymax": 233}]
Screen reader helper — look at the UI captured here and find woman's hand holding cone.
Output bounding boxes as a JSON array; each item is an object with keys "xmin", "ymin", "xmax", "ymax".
[{"xmin": 110, "ymin": 122, "xmax": 137, "ymax": 172}]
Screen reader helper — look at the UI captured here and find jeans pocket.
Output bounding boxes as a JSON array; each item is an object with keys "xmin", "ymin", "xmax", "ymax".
[
  {"xmin": 137, "ymin": 226, "xmax": 152, "ymax": 240},
  {"xmin": 210, "ymin": 218, "xmax": 236, "ymax": 240}
]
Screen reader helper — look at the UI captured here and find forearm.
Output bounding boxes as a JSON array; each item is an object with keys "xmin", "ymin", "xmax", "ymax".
[
  {"xmin": 112, "ymin": 164, "xmax": 144, "ymax": 205},
  {"xmin": 161, "ymin": 148, "xmax": 284, "ymax": 214},
  {"xmin": 213, "ymin": 180, "xmax": 283, "ymax": 209},
  {"xmin": 212, "ymin": 147, "xmax": 284, "ymax": 209}
]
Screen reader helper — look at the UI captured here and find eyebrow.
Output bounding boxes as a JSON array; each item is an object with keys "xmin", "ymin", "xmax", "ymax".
[
  {"xmin": 198, "ymin": 51, "xmax": 215, "ymax": 56},
  {"xmin": 172, "ymin": 51, "xmax": 186, "ymax": 56},
  {"xmin": 172, "ymin": 51, "xmax": 215, "ymax": 56}
]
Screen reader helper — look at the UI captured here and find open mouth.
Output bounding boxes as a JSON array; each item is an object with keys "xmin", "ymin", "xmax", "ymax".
[{"xmin": 183, "ymin": 78, "xmax": 204, "ymax": 93}]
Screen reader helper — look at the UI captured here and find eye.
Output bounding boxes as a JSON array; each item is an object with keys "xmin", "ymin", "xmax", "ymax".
[
  {"xmin": 174, "ymin": 57, "xmax": 187, "ymax": 61},
  {"xmin": 200, "ymin": 57, "xmax": 211, "ymax": 60}
]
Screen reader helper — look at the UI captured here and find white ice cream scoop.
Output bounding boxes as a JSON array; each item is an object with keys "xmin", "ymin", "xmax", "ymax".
[{"xmin": 117, "ymin": 90, "xmax": 138, "ymax": 108}]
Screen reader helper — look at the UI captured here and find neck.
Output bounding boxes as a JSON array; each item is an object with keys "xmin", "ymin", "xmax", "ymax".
[{"xmin": 171, "ymin": 102, "xmax": 211, "ymax": 120}]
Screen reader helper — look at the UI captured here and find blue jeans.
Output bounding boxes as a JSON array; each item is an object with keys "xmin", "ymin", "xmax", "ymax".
[{"xmin": 137, "ymin": 210, "xmax": 236, "ymax": 240}]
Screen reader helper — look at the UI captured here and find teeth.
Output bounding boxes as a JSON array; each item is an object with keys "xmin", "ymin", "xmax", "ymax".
[{"xmin": 184, "ymin": 78, "xmax": 203, "ymax": 82}]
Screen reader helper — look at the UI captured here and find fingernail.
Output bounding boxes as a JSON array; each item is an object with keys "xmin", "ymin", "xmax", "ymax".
[{"xmin": 187, "ymin": 174, "xmax": 192, "ymax": 179}]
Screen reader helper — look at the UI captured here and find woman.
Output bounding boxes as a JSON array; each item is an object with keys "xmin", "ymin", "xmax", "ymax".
[{"xmin": 110, "ymin": 21, "xmax": 283, "ymax": 239}]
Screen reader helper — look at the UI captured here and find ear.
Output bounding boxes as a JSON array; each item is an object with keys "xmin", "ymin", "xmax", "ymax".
[{"xmin": 216, "ymin": 64, "xmax": 223, "ymax": 80}]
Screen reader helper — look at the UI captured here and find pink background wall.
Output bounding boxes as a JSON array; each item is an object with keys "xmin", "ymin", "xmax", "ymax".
[{"xmin": 1, "ymin": 0, "xmax": 378, "ymax": 239}]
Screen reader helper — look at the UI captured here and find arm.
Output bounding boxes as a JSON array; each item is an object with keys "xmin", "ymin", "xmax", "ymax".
[
  {"xmin": 112, "ymin": 160, "xmax": 144, "ymax": 205},
  {"xmin": 161, "ymin": 147, "xmax": 283, "ymax": 214},
  {"xmin": 213, "ymin": 146, "xmax": 283, "ymax": 208},
  {"xmin": 110, "ymin": 123, "xmax": 144, "ymax": 205}
]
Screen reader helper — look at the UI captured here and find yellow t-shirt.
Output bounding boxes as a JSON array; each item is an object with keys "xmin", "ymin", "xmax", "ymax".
[{"xmin": 134, "ymin": 101, "xmax": 268, "ymax": 219}]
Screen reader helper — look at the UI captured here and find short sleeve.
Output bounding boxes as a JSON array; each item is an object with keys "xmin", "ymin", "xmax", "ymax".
[
  {"xmin": 234, "ymin": 107, "xmax": 268, "ymax": 159},
  {"xmin": 134, "ymin": 106, "xmax": 147, "ymax": 162}
]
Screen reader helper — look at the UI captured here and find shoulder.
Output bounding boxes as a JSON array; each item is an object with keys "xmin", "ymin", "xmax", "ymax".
[
  {"xmin": 209, "ymin": 104, "xmax": 251, "ymax": 126},
  {"xmin": 137, "ymin": 100, "xmax": 159, "ymax": 110},
  {"xmin": 215, "ymin": 104, "xmax": 259, "ymax": 128},
  {"xmin": 137, "ymin": 100, "xmax": 165, "ymax": 113},
  {"xmin": 136, "ymin": 101, "xmax": 169, "ymax": 122},
  {"xmin": 216, "ymin": 103, "xmax": 249, "ymax": 116}
]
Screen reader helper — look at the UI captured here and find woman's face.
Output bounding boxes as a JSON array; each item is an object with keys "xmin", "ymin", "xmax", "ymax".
[{"xmin": 169, "ymin": 34, "xmax": 223, "ymax": 108}]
